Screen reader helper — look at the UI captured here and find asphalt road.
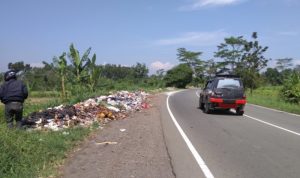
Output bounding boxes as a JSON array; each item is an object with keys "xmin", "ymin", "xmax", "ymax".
[{"xmin": 161, "ymin": 89, "xmax": 300, "ymax": 178}]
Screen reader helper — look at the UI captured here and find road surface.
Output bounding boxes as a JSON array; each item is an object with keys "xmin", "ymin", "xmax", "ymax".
[{"xmin": 161, "ymin": 89, "xmax": 300, "ymax": 178}]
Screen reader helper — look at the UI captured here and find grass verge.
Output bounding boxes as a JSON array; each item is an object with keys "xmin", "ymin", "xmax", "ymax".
[
  {"xmin": 0, "ymin": 125, "xmax": 91, "ymax": 178},
  {"xmin": 246, "ymin": 86, "xmax": 300, "ymax": 115}
]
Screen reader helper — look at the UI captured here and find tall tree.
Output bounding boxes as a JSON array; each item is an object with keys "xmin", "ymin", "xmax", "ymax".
[
  {"xmin": 276, "ymin": 58, "xmax": 294, "ymax": 71},
  {"xmin": 240, "ymin": 32, "xmax": 269, "ymax": 93},
  {"xmin": 133, "ymin": 62, "xmax": 149, "ymax": 78},
  {"xmin": 177, "ymin": 48, "xmax": 205, "ymax": 85},
  {"xmin": 203, "ymin": 59, "xmax": 224, "ymax": 77},
  {"xmin": 214, "ymin": 36, "xmax": 247, "ymax": 71},
  {"xmin": 263, "ymin": 68, "xmax": 282, "ymax": 85}
]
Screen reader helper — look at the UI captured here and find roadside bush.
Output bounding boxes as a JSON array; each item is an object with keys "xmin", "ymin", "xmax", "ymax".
[
  {"xmin": 280, "ymin": 72, "xmax": 300, "ymax": 104},
  {"xmin": 164, "ymin": 64, "xmax": 193, "ymax": 88}
]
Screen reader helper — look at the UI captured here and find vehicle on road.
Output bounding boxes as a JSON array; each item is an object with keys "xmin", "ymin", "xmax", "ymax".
[{"xmin": 199, "ymin": 73, "xmax": 246, "ymax": 115}]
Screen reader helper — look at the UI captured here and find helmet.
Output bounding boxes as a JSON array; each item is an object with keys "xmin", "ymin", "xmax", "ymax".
[{"xmin": 4, "ymin": 70, "xmax": 17, "ymax": 81}]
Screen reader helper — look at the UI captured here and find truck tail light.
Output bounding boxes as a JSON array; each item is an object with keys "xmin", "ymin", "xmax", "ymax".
[{"xmin": 210, "ymin": 98, "xmax": 223, "ymax": 103}]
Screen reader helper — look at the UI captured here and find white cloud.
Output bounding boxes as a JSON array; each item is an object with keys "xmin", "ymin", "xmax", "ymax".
[
  {"xmin": 150, "ymin": 61, "xmax": 174, "ymax": 71},
  {"xmin": 278, "ymin": 31, "xmax": 299, "ymax": 36},
  {"xmin": 180, "ymin": 0, "xmax": 242, "ymax": 10},
  {"xmin": 155, "ymin": 30, "xmax": 228, "ymax": 46}
]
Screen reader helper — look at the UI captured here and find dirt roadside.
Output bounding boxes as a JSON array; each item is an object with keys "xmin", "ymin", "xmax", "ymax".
[{"xmin": 60, "ymin": 94, "xmax": 175, "ymax": 178}]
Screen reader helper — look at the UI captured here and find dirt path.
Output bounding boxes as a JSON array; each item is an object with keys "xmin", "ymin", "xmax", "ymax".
[{"xmin": 61, "ymin": 94, "xmax": 175, "ymax": 178}]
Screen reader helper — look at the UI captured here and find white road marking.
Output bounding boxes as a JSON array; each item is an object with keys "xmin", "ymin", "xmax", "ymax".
[
  {"xmin": 195, "ymin": 90, "xmax": 300, "ymax": 136},
  {"xmin": 244, "ymin": 114, "xmax": 300, "ymax": 136},
  {"xmin": 167, "ymin": 91, "xmax": 214, "ymax": 178}
]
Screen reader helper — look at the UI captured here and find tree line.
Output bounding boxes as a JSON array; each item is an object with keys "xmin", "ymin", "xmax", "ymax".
[
  {"xmin": 2, "ymin": 32, "xmax": 299, "ymax": 103},
  {"xmin": 163, "ymin": 32, "xmax": 300, "ymax": 103},
  {"xmin": 1, "ymin": 43, "xmax": 152, "ymax": 99}
]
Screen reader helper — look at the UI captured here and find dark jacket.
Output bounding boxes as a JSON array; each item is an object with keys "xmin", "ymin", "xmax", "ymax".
[{"xmin": 0, "ymin": 79, "xmax": 28, "ymax": 104}]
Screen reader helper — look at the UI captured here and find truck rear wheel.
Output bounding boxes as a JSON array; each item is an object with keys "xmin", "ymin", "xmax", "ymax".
[
  {"xmin": 204, "ymin": 103, "xmax": 211, "ymax": 114},
  {"xmin": 236, "ymin": 107, "xmax": 244, "ymax": 116}
]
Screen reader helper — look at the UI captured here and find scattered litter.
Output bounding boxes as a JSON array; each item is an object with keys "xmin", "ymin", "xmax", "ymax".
[
  {"xmin": 141, "ymin": 102, "xmax": 150, "ymax": 109},
  {"xmin": 106, "ymin": 106, "xmax": 120, "ymax": 112},
  {"xmin": 62, "ymin": 131, "xmax": 69, "ymax": 135},
  {"xmin": 120, "ymin": 129, "xmax": 126, "ymax": 132},
  {"xmin": 96, "ymin": 141, "xmax": 118, "ymax": 145},
  {"xmin": 24, "ymin": 90, "xmax": 149, "ymax": 131}
]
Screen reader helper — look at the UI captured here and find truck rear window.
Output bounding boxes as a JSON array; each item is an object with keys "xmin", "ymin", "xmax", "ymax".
[{"xmin": 217, "ymin": 79, "xmax": 241, "ymax": 89}]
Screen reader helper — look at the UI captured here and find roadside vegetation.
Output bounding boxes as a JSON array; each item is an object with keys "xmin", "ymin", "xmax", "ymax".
[
  {"xmin": 1, "ymin": 32, "xmax": 299, "ymax": 177},
  {"xmin": 246, "ymin": 87, "xmax": 300, "ymax": 115}
]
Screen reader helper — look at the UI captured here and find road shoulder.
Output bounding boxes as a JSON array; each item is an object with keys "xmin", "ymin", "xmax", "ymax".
[{"xmin": 60, "ymin": 94, "xmax": 175, "ymax": 178}]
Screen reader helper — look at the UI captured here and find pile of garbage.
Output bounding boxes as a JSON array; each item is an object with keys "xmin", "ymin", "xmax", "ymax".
[{"xmin": 24, "ymin": 91, "xmax": 149, "ymax": 131}]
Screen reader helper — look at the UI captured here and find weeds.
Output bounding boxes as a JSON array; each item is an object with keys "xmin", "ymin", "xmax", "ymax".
[
  {"xmin": 0, "ymin": 125, "xmax": 91, "ymax": 178},
  {"xmin": 247, "ymin": 86, "xmax": 300, "ymax": 114}
]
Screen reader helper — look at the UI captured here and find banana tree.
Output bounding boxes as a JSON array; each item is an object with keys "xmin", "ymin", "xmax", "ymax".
[
  {"xmin": 87, "ymin": 54, "xmax": 101, "ymax": 92},
  {"xmin": 53, "ymin": 52, "xmax": 67, "ymax": 99},
  {"xmin": 68, "ymin": 43, "xmax": 91, "ymax": 83}
]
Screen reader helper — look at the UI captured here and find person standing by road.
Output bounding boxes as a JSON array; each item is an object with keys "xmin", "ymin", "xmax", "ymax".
[{"xmin": 0, "ymin": 70, "xmax": 28, "ymax": 129}]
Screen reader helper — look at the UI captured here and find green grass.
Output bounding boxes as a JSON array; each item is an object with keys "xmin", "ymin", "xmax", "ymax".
[
  {"xmin": 246, "ymin": 86, "xmax": 300, "ymax": 115},
  {"xmin": 0, "ymin": 99, "xmax": 93, "ymax": 178},
  {"xmin": 0, "ymin": 126, "xmax": 91, "ymax": 178}
]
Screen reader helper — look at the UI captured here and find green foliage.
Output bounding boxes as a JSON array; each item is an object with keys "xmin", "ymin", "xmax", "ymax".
[
  {"xmin": 53, "ymin": 52, "xmax": 67, "ymax": 98},
  {"xmin": 177, "ymin": 48, "xmax": 203, "ymax": 65},
  {"xmin": 177, "ymin": 48, "xmax": 204, "ymax": 76},
  {"xmin": 276, "ymin": 58, "xmax": 294, "ymax": 71},
  {"xmin": 164, "ymin": 64, "xmax": 193, "ymax": 88},
  {"xmin": 214, "ymin": 32, "xmax": 269, "ymax": 92},
  {"xmin": 214, "ymin": 36, "xmax": 247, "ymax": 70},
  {"xmin": 100, "ymin": 64, "xmax": 134, "ymax": 80},
  {"xmin": 280, "ymin": 72, "xmax": 300, "ymax": 103},
  {"xmin": 8, "ymin": 61, "xmax": 31, "ymax": 73},
  {"xmin": 68, "ymin": 43, "xmax": 91, "ymax": 82},
  {"xmin": 0, "ymin": 125, "xmax": 90, "ymax": 178},
  {"xmin": 247, "ymin": 86, "xmax": 300, "ymax": 114},
  {"xmin": 22, "ymin": 66, "xmax": 59, "ymax": 91},
  {"xmin": 238, "ymin": 32, "xmax": 268, "ymax": 92},
  {"xmin": 29, "ymin": 91, "xmax": 60, "ymax": 98},
  {"xmin": 147, "ymin": 73, "xmax": 165, "ymax": 88},
  {"xmin": 262, "ymin": 68, "xmax": 282, "ymax": 85},
  {"xmin": 87, "ymin": 54, "xmax": 101, "ymax": 92},
  {"xmin": 133, "ymin": 62, "xmax": 149, "ymax": 79}
]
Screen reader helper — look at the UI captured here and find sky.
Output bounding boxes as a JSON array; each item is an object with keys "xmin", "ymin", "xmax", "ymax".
[{"xmin": 0, "ymin": 0, "xmax": 300, "ymax": 74}]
